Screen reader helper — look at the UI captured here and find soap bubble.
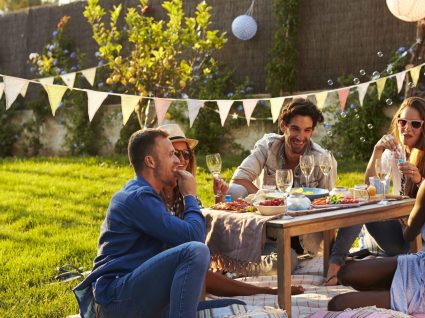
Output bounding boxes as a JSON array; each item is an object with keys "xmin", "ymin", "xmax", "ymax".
[
  {"xmin": 360, "ymin": 137, "xmax": 366, "ymax": 142},
  {"xmin": 408, "ymin": 82, "xmax": 415, "ymax": 88},
  {"xmin": 386, "ymin": 65, "xmax": 393, "ymax": 74},
  {"xmin": 377, "ymin": 51, "xmax": 384, "ymax": 57},
  {"xmin": 367, "ymin": 123, "xmax": 374, "ymax": 129},
  {"xmin": 386, "ymin": 98, "xmax": 393, "ymax": 105},
  {"xmin": 327, "ymin": 79, "xmax": 334, "ymax": 86},
  {"xmin": 372, "ymin": 71, "xmax": 380, "ymax": 79},
  {"xmin": 353, "ymin": 78, "xmax": 360, "ymax": 85},
  {"xmin": 359, "ymin": 69, "xmax": 366, "ymax": 76},
  {"xmin": 340, "ymin": 112, "xmax": 347, "ymax": 118},
  {"xmin": 355, "ymin": 114, "xmax": 360, "ymax": 119},
  {"xmin": 327, "ymin": 131, "xmax": 333, "ymax": 137}
]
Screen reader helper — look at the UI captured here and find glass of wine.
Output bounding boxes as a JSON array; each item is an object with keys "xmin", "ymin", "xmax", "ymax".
[
  {"xmin": 319, "ymin": 152, "xmax": 332, "ymax": 189},
  {"xmin": 206, "ymin": 153, "xmax": 222, "ymax": 198},
  {"xmin": 276, "ymin": 169, "xmax": 293, "ymax": 198},
  {"xmin": 375, "ymin": 157, "xmax": 392, "ymax": 205},
  {"xmin": 300, "ymin": 154, "xmax": 315, "ymax": 188}
]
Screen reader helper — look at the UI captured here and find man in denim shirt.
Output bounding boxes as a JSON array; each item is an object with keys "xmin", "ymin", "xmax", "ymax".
[
  {"xmin": 73, "ymin": 129, "xmax": 210, "ymax": 318},
  {"xmin": 228, "ymin": 98, "xmax": 337, "ymax": 258}
]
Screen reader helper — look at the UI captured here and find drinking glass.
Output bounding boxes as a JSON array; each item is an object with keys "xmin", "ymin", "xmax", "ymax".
[
  {"xmin": 206, "ymin": 153, "xmax": 222, "ymax": 198},
  {"xmin": 276, "ymin": 169, "xmax": 293, "ymax": 197},
  {"xmin": 319, "ymin": 152, "xmax": 332, "ymax": 189},
  {"xmin": 300, "ymin": 154, "xmax": 315, "ymax": 188},
  {"xmin": 375, "ymin": 157, "xmax": 392, "ymax": 205}
]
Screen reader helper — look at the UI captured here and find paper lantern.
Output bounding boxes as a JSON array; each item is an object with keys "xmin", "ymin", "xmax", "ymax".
[
  {"xmin": 386, "ymin": 0, "xmax": 425, "ymax": 22},
  {"xmin": 231, "ymin": 15, "xmax": 257, "ymax": 41}
]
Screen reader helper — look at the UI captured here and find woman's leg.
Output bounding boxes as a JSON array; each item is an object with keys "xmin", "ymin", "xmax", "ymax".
[
  {"xmin": 325, "ymin": 225, "xmax": 362, "ymax": 286},
  {"xmin": 99, "ymin": 241, "xmax": 210, "ymax": 318},
  {"xmin": 338, "ymin": 257, "xmax": 397, "ymax": 291},
  {"xmin": 364, "ymin": 220, "xmax": 409, "ymax": 256},
  {"xmin": 328, "ymin": 291, "xmax": 391, "ymax": 311}
]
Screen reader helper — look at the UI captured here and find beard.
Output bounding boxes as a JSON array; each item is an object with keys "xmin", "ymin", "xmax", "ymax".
[
  {"xmin": 287, "ymin": 137, "xmax": 308, "ymax": 155},
  {"xmin": 153, "ymin": 157, "xmax": 177, "ymax": 188}
]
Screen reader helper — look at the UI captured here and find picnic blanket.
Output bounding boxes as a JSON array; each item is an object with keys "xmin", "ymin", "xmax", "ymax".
[{"xmin": 203, "ymin": 209, "xmax": 281, "ymax": 276}]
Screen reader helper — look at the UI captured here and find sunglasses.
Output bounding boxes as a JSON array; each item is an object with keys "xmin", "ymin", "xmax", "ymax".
[
  {"xmin": 397, "ymin": 118, "xmax": 424, "ymax": 129},
  {"xmin": 174, "ymin": 149, "xmax": 192, "ymax": 160}
]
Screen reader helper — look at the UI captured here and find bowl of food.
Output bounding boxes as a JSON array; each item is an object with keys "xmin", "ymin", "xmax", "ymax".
[
  {"xmin": 290, "ymin": 187, "xmax": 329, "ymax": 200},
  {"xmin": 253, "ymin": 198, "xmax": 287, "ymax": 216}
]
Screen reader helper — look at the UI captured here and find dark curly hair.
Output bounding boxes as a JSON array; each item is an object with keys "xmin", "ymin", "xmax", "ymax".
[{"xmin": 279, "ymin": 98, "xmax": 324, "ymax": 129}]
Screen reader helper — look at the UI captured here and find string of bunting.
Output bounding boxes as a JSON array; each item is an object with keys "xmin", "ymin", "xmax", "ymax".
[{"xmin": 0, "ymin": 60, "xmax": 424, "ymax": 127}]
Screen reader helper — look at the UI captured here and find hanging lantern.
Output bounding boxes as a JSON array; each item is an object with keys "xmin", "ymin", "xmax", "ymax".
[
  {"xmin": 231, "ymin": 0, "xmax": 257, "ymax": 41},
  {"xmin": 386, "ymin": 0, "xmax": 425, "ymax": 22}
]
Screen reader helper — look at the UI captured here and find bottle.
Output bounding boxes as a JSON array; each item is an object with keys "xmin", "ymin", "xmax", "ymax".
[{"xmin": 225, "ymin": 195, "xmax": 232, "ymax": 202}]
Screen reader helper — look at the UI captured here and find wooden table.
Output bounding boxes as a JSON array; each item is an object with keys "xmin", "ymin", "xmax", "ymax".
[{"xmin": 266, "ymin": 199, "xmax": 422, "ymax": 318}]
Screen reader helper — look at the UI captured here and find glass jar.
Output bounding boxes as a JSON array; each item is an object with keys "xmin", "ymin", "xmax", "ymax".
[
  {"xmin": 287, "ymin": 193, "xmax": 311, "ymax": 211},
  {"xmin": 330, "ymin": 186, "xmax": 351, "ymax": 197}
]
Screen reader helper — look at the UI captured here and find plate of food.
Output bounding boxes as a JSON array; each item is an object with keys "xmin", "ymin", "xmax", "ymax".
[
  {"xmin": 210, "ymin": 199, "xmax": 256, "ymax": 213},
  {"xmin": 312, "ymin": 195, "xmax": 360, "ymax": 207},
  {"xmin": 253, "ymin": 198, "xmax": 286, "ymax": 216},
  {"xmin": 290, "ymin": 187, "xmax": 329, "ymax": 200}
]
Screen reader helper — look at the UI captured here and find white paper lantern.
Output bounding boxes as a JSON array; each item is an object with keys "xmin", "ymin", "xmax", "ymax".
[
  {"xmin": 386, "ymin": 0, "xmax": 425, "ymax": 22},
  {"xmin": 231, "ymin": 15, "xmax": 257, "ymax": 41}
]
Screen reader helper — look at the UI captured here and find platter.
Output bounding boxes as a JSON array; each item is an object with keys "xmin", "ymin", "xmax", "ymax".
[{"xmin": 290, "ymin": 187, "xmax": 329, "ymax": 200}]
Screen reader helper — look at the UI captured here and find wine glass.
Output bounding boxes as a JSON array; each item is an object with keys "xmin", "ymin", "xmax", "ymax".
[
  {"xmin": 276, "ymin": 169, "xmax": 293, "ymax": 198},
  {"xmin": 375, "ymin": 157, "xmax": 392, "ymax": 205},
  {"xmin": 206, "ymin": 153, "xmax": 222, "ymax": 198},
  {"xmin": 319, "ymin": 152, "xmax": 332, "ymax": 189},
  {"xmin": 300, "ymin": 154, "xmax": 315, "ymax": 188}
]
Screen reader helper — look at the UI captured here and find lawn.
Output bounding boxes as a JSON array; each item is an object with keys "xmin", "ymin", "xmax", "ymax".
[{"xmin": 0, "ymin": 156, "xmax": 366, "ymax": 317}]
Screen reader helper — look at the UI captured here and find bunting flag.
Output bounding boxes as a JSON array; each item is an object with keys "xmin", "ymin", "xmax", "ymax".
[
  {"xmin": 81, "ymin": 67, "xmax": 97, "ymax": 86},
  {"xmin": 120, "ymin": 94, "xmax": 140, "ymax": 125},
  {"xmin": 217, "ymin": 100, "xmax": 234, "ymax": 126},
  {"xmin": 4, "ymin": 76, "xmax": 28, "ymax": 109},
  {"xmin": 376, "ymin": 77, "xmax": 387, "ymax": 100},
  {"xmin": 410, "ymin": 65, "xmax": 422, "ymax": 87},
  {"xmin": 186, "ymin": 99, "xmax": 204, "ymax": 127},
  {"xmin": 242, "ymin": 99, "xmax": 258, "ymax": 126},
  {"xmin": 269, "ymin": 97, "xmax": 285, "ymax": 123},
  {"xmin": 395, "ymin": 71, "xmax": 406, "ymax": 93},
  {"xmin": 0, "ymin": 82, "xmax": 4, "ymax": 100},
  {"xmin": 20, "ymin": 81, "xmax": 30, "ymax": 97},
  {"xmin": 38, "ymin": 76, "xmax": 55, "ymax": 86},
  {"xmin": 86, "ymin": 90, "xmax": 108, "ymax": 122},
  {"xmin": 357, "ymin": 82, "xmax": 370, "ymax": 106},
  {"xmin": 154, "ymin": 98, "xmax": 172, "ymax": 126},
  {"xmin": 314, "ymin": 91, "xmax": 328, "ymax": 110},
  {"xmin": 42, "ymin": 84, "xmax": 68, "ymax": 116},
  {"xmin": 61, "ymin": 72, "xmax": 77, "ymax": 88},
  {"xmin": 337, "ymin": 88, "xmax": 350, "ymax": 111}
]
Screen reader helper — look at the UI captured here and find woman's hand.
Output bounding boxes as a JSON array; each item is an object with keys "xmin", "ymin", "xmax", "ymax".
[
  {"xmin": 374, "ymin": 134, "xmax": 398, "ymax": 152},
  {"xmin": 398, "ymin": 161, "xmax": 423, "ymax": 184}
]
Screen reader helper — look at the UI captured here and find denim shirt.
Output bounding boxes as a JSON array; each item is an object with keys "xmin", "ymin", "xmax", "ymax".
[
  {"xmin": 73, "ymin": 176, "xmax": 205, "ymax": 318},
  {"xmin": 231, "ymin": 133, "xmax": 337, "ymax": 191}
]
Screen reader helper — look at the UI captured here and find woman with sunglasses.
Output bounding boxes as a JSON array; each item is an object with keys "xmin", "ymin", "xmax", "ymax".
[
  {"xmin": 325, "ymin": 96, "xmax": 425, "ymax": 286},
  {"xmin": 160, "ymin": 123, "xmax": 304, "ymax": 298}
]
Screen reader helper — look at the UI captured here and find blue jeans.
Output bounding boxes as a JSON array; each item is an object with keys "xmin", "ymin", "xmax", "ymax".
[
  {"xmin": 330, "ymin": 220, "xmax": 409, "ymax": 266},
  {"xmin": 98, "ymin": 241, "xmax": 211, "ymax": 318}
]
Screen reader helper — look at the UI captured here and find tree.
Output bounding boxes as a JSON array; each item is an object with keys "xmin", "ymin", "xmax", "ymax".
[{"xmin": 83, "ymin": 0, "xmax": 226, "ymax": 127}]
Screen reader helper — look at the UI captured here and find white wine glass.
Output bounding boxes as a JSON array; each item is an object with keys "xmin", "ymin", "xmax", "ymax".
[
  {"xmin": 300, "ymin": 154, "xmax": 315, "ymax": 188},
  {"xmin": 319, "ymin": 152, "xmax": 332, "ymax": 189},
  {"xmin": 375, "ymin": 157, "xmax": 391, "ymax": 205},
  {"xmin": 206, "ymin": 153, "xmax": 222, "ymax": 198},
  {"xmin": 276, "ymin": 169, "xmax": 293, "ymax": 198}
]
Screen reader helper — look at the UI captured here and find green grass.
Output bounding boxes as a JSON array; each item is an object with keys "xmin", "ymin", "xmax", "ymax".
[{"xmin": 0, "ymin": 156, "xmax": 367, "ymax": 317}]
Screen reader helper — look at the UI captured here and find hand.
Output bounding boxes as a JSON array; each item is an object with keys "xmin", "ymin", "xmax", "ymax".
[
  {"xmin": 213, "ymin": 176, "xmax": 229, "ymax": 197},
  {"xmin": 176, "ymin": 170, "xmax": 197, "ymax": 196},
  {"xmin": 398, "ymin": 162, "xmax": 422, "ymax": 184},
  {"xmin": 374, "ymin": 134, "xmax": 398, "ymax": 152}
]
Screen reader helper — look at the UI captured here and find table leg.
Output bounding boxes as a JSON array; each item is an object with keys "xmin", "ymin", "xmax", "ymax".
[
  {"xmin": 277, "ymin": 229, "xmax": 292, "ymax": 317},
  {"xmin": 323, "ymin": 229, "xmax": 336, "ymax": 277}
]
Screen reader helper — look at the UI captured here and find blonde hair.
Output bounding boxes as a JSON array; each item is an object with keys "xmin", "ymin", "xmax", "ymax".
[{"xmin": 391, "ymin": 97, "xmax": 425, "ymax": 197}]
